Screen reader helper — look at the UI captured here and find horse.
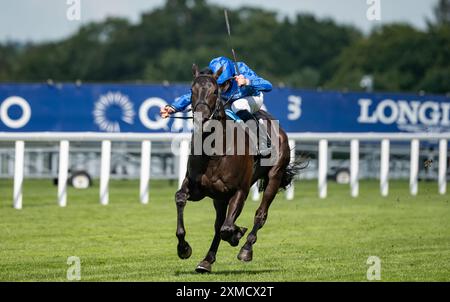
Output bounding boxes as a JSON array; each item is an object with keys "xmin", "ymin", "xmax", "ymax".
[{"xmin": 175, "ymin": 64, "xmax": 297, "ymax": 273}]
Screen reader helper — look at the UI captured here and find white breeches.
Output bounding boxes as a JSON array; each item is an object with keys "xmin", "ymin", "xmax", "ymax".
[{"xmin": 231, "ymin": 93, "xmax": 264, "ymax": 114}]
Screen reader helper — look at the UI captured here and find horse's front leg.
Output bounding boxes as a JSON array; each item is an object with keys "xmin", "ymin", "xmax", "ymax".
[
  {"xmin": 196, "ymin": 199, "xmax": 227, "ymax": 273},
  {"xmin": 176, "ymin": 177, "xmax": 192, "ymax": 259},
  {"xmin": 220, "ymin": 190, "xmax": 248, "ymax": 247}
]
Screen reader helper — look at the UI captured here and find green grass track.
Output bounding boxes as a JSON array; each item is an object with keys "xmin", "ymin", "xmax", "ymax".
[{"xmin": 0, "ymin": 179, "xmax": 449, "ymax": 281}]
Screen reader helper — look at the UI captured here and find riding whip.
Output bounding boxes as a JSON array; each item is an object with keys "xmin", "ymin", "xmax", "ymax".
[{"xmin": 224, "ymin": 9, "xmax": 240, "ymax": 76}]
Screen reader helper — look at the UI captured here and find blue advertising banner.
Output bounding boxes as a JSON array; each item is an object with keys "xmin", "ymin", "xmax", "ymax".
[{"xmin": 0, "ymin": 83, "xmax": 449, "ymax": 133}]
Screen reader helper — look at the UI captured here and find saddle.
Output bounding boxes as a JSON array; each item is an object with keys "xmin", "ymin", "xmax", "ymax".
[
  {"xmin": 223, "ymin": 107, "xmax": 272, "ymax": 159},
  {"xmin": 224, "ymin": 108, "xmax": 242, "ymax": 122}
]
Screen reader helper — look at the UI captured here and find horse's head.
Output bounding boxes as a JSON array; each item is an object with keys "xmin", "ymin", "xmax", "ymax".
[{"xmin": 191, "ymin": 64, "xmax": 224, "ymax": 123}]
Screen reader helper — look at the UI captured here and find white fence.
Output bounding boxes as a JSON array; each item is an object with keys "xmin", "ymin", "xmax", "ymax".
[{"xmin": 0, "ymin": 132, "xmax": 448, "ymax": 210}]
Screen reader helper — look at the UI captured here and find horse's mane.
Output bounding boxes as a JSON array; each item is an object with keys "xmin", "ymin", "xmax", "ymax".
[{"xmin": 199, "ymin": 67, "xmax": 213, "ymax": 75}]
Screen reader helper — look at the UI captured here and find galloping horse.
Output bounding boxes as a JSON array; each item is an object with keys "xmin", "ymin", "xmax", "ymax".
[{"xmin": 175, "ymin": 64, "xmax": 297, "ymax": 273}]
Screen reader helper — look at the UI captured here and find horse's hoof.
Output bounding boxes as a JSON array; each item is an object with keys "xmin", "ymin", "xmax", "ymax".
[
  {"xmin": 229, "ymin": 238, "xmax": 239, "ymax": 247},
  {"xmin": 195, "ymin": 261, "xmax": 212, "ymax": 274},
  {"xmin": 229, "ymin": 227, "xmax": 248, "ymax": 247},
  {"xmin": 237, "ymin": 227, "xmax": 248, "ymax": 240},
  {"xmin": 221, "ymin": 226, "xmax": 248, "ymax": 247},
  {"xmin": 220, "ymin": 225, "xmax": 234, "ymax": 241},
  {"xmin": 237, "ymin": 248, "xmax": 253, "ymax": 262},
  {"xmin": 177, "ymin": 242, "xmax": 192, "ymax": 259}
]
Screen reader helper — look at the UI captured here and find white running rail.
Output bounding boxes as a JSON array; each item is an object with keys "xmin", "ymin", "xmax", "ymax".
[{"xmin": 0, "ymin": 132, "xmax": 448, "ymax": 209}]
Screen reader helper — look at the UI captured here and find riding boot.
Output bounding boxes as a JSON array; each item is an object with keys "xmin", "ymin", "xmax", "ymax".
[
  {"xmin": 235, "ymin": 110, "xmax": 271, "ymax": 157},
  {"xmin": 235, "ymin": 109, "xmax": 253, "ymax": 121},
  {"xmin": 257, "ymin": 119, "xmax": 272, "ymax": 157}
]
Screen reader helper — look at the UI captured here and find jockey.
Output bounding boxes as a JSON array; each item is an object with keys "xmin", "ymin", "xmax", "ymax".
[{"xmin": 160, "ymin": 56, "xmax": 273, "ymax": 156}]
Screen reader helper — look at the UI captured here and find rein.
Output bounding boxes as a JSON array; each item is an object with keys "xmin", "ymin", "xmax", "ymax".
[{"xmin": 170, "ymin": 76, "xmax": 237, "ymax": 120}]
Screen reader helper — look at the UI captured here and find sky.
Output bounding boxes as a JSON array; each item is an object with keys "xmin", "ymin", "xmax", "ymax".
[{"xmin": 0, "ymin": 0, "xmax": 438, "ymax": 42}]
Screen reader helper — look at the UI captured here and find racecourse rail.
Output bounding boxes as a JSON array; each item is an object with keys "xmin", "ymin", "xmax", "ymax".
[{"xmin": 0, "ymin": 132, "xmax": 448, "ymax": 210}]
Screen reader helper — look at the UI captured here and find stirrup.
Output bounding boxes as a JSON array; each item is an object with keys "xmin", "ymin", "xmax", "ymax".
[
  {"xmin": 257, "ymin": 146, "xmax": 272, "ymax": 157},
  {"xmin": 256, "ymin": 140, "xmax": 272, "ymax": 157}
]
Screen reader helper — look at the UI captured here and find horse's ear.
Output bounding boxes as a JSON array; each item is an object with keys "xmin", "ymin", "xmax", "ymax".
[
  {"xmin": 192, "ymin": 64, "xmax": 199, "ymax": 78},
  {"xmin": 214, "ymin": 66, "xmax": 224, "ymax": 80}
]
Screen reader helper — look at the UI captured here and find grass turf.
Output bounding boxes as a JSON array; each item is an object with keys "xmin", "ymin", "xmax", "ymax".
[{"xmin": 0, "ymin": 179, "xmax": 449, "ymax": 281}]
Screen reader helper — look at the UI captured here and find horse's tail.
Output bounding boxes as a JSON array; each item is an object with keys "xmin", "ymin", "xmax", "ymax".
[
  {"xmin": 279, "ymin": 156, "xmax": 309, "ymax": 190},
  {"xmin": 259, "ymin": 153, "xmax": 310, "ymax": 192}
]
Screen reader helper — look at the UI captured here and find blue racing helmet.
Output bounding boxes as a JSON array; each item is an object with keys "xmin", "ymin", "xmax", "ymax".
[{"xmin": 208, "ymin": 56, "xmax": 235, "ymax": 85}]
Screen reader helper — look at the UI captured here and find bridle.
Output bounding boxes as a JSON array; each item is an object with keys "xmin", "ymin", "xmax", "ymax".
[
  {"xmin": 170, "ymin": 75, "xmax": 237, "ymax": 120},
  {"xmin": 191, "ymin": 74, "xmax": 222, "ymax": 120}
]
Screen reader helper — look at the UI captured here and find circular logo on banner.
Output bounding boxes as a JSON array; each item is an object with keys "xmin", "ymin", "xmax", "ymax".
[
  {"xmin": 93, "ymin": 92, "xmax": 135, "ymax": 132},
  {"xmin": 139, "ymin": 97, "xmax": 170, "ymax": 130},
  {"xmin": 0, "ymin": 96, "xmax": 32, "ymax": 129}
]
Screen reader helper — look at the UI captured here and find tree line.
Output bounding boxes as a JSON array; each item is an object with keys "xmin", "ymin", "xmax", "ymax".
[{"xmin": 0, "ymin": 0, "xmax": 449, "ymax": 94}]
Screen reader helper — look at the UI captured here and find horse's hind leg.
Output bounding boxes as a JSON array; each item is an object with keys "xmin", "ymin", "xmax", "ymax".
[
  {"xmin": 238, "ymin": 171, "xmax": 282, "ymax": 262},
  {"xmin": 196, "ymin": 199, "xmax": 227, "ymax": 273},
  {"xmin": 176, "ymin": 178, "xmax": 192, "ymax": 259}
]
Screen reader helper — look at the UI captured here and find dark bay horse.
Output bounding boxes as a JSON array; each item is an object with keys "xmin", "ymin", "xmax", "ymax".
[{"xmin": 175, "ymin": 64, "xmax": 296, "ymax": 273}]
